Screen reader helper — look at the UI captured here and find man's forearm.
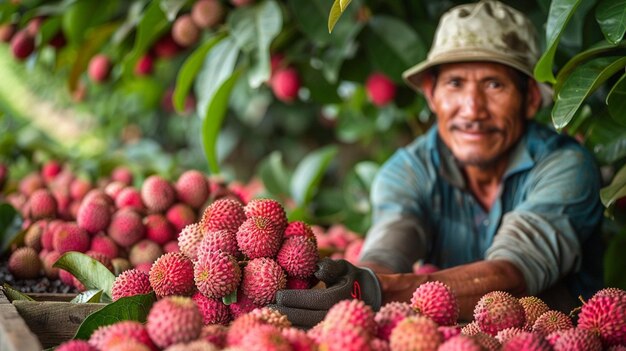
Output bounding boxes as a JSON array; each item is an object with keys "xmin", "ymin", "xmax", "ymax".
[{"xmin": 375, "ymin": 260, "xmax": 527, "ymax": 321}]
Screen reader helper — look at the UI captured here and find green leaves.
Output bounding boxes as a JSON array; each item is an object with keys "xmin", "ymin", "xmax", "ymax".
[
  {"xmin": 552, "ymin": 56, "xmax": 626, "ymax": 129},
  {"xmin": 600, "ymin": 163, "xmax": 626, "ymax": 208},
  {"xmin": 0, "ymin": 203, "xmax": 23, "ymax": 255},
  {"xmin": 2, "ymin": 283, "xmax": 34, "ymax": 301},
  {"xmin": 73, "ymin": 293, "xmax": 156, "ymax": 340},
  {"xmin": 534, "ymin": 0, "xmax": 582, "ymax": 84},
  {"xmin": 596, "ymin": 0, "xmax": 626, "ymax": 45},
  {"xmin": 258, "ymin": 151, "xmax": 292, "ymax": 196},
  {"xmin": 290, "ymin": 145, "xmax": 337, "ymax": 207},
  {"xmin": 607, "ymin": 73, "xmax": 626, "ymax": 124},
  {"xmin": 53, "ymin": 252, "xmax": 116, "ymax": 300}
]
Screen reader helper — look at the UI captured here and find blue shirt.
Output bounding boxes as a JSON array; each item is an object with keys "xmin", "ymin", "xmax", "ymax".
[{"xmin": 360, "ymin": 121, "xmax": 604, "ymax": 297}]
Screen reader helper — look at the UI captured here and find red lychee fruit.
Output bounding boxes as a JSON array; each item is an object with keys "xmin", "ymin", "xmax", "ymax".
[
  {"xmin": 24, "ymin": 220, "xmax": 46, "ymax": 251},
  {"xmin": 276, "ymin": 235, "xmax": 318, "ymax": 278},
  {"xmin": 166, "ymin": 203, "xmax": 197, "ymax": 232},
  {"xmin": 83, "ymin": 189, "xmax": 114, "ymax": 207},
  {"xmin": 532, "ymin": 310, "xmax": 573, "ymax": 336},
  {"xmin": 10, "ymin": 30, "xmax": 35, "ymax": 60},
  {"xmin": 111, "ymin": 166, "xmax": 133, "ymax": 185},
  {"xmin": 115, "ymin": 187, "xmax": 145, "ymax": 211},
  {"xmin": 410, "ymin": 281, "xmax": 459, "ymax": 326},
  {"xmin": 201, "ymin": 198, "xmax": 246, "ymax": 233},
  {"xmin": 343, "ymin": 238, "xmax": 363, "ymax": 265},
  {"xmin": 178, "ymin": 222, "xmax": 205, "ymax": 260},
  {"xmin": 149, "ymin": 252, "xmax": 195, "ymax": 297},
  {"xmin": 285, "ymin": 276, "xmax": 311, "ymax": 290},
  {"xmin": 28, "ymin": 189, "xmax": 58, "ymax": 220},
  {"xmin": 129, "ymin": 239, "xmax": 163, "ymax": 267},
  {"xmin": 438, "ymin": 335, "xmax": 483, "ymax": 351},
  {"xmin": 552, "ymin": 328, "xmax": 602, "ymax": 351},
  {"xmin": 77, "ymin": 198, "xmax": 111, "ymax": 234},
  {"xmin": 104, "ymin": 181, "xmax": 126, "ymax": 200},
  {"xmin": 228, "ymin": 289, "xmax": 261, "ymax": 319},
  {"xmin": 42, "ymin": 250, "xmax": 61, "ymax": 279},
  {"xmin": 89, "ymin": 233, "xmax": 119, "ymax": 259},
  {"xmin": 25, "ymin": 17, "xmax": 44, "ymax": 36},
  {"xmin": 200, "ymin": 324, "xmax": 228, "ymax": 348},
  {"xmin": 461, "ymin": 321, "xmax": 481, "ymax": 336},
  {"xmin": 42, "ymin": 219, "xmax": 63, "ymax": 251},
  {"xmin": 111, "ymin": 268, "xmax": 152, "ymax": 301},
  {"xmin": 281, "ymin": 327, "xmax": 316, "ymax": 351},
  {"xmin": 366, "ymin": 72, "xmax": 396, "ymax": 107},
  {"xmin": 577, "ymin": 290, "xmax": 626, "ymax": 347},
  {"xmin": 389, "ymin": 315, "xmax": 442, "ymax": 351},
  {"xmin": 144, "ymin": 214, "xmax": 175, "ymax": 245},
  {"xmin": 146, "ymin": 296, "xmax": 203, "ymax": 349},
  {"xmin": 438, "ymin": 325, "xmax": 461, "ymax": 341},
  {"xmin": 163, "ymin": 240, "xmax": 179, "ymax": 253},
  {"xmin": 241, "ymin": 257, "xmax": 286, "ymax": 305},
  {"xmin": 192, "ymin": 291, "xmax": 232, "ymax": 325},
  {"xmin": 108, "ymin": 208, "xmax": 145, "ymax": 247},
  {"xmin": 141, "ymin": 175, "xmax": 176, "ymax": 213},
  {"xmin": 88, "ymin": 54, "xmax": 112, "ymax": 83},
  {"xmin": 284, "ymin": 221, "xmax": 316, "ymax": 241},
  {"xmin": 134, "ymin": 54, "xmax": 154, "ymax": 76},
  {"xmin": 271, "ymin": 67, "xmax": 300, "ymax": 102},
  {"xmin": 175, "ymin": 170, "xmax": 210, "ymax": 209},
  {"xmin": 42, "ymin": 160, "xmax": 62, "ymax": 183},
  {"xmin": 495, "ymin": 327, "xmax": 524, "ymax": 344},
  {"xmin": 89, "ymin": 320, "xmax": 156, "ymax": 351},
  {"xmin": 501, "ymin": 331, "xmax": 551, "ymax": 351},
  {"xmin": 375, "ymin": 301, "xmax": 416, "ymax": 341},
  {"xmin": 48, "ymin": 31, "xmax": 66, "ymax": 49},
  {"xmin": 319, "ymin": 326, "xmax": 372, "ymax": 351},
  {"xmin": 519, "ymin": 296, "xmax": 550, "ymax": 331},
  {"xmin": 473, "ymin": 332, "xmax": 502, "ymax": 351},
  {"xmin": 191, "ymin": 0, "xmax": 224, "ymax": 29},
  {"xmin": 322, "ymin": 299, "xmax": 376, "ymax": 336},
  {"xmin": 194, "ymin": 250, "xmax": 241, "ymax": 299},
  {"xmin": 197, "ymin": 229, "xmax": 239, "ymax": 258},
  {"xmin": 19, "ymin": 172, "xmax": 45, "ymax": 196},
  {"xmin": 8, "ymin": 247, "xmax": 41, "ymax": 279},
  {"xmin": 0, "ymin": 23, "xmax": 16, "ymax": 42},
  {"xmin": 473, "ymin": 291, "xmax": 526, "ymax": 336},
  {"xmin": 172, "ymin": 14, "xmax": 200, "ymax": 47},
  {"xmin": 70, "ymin": 177, "xmax": 93, "ymax": 201},
  {"xmin": 239, "ymin": 324, "xmax": 291, "ymax": 351},
  {"xmin": 236, "ymin": 216, "xmax": 283, "ymax": 259},
  {"xmin": 230, "ymin": 0, "xmax": 255, "ymax": 7},
  {"xmin": 152, "ymin": 33, "xmax": 181, "ymax": 58},
  {"xmin": 56, "ymin": 340, "xmax": 97, "ymax": 351},
  {"xmin": 244, "ymin": 198, "xmax": 287, "ymax": 231},
  {"xmin": 53, "ymin": 222, "xmax": 90, "ymax": 254}
]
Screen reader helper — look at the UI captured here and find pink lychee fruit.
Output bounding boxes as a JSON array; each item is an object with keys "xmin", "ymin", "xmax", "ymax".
[
  {"xmin": 438, "ymin": 335, "xmax": 483, "ymax": 351},
  {"xmin": 194, "ymin": 250, "xmax": 241, "ymax": 299},
  {"xmin": 88, "ymin": 54, "xmax": 112, "ymax": 83},
  {"xmin": 200, "ymin": 324, "xmax": 228, "ymax": 348},
  {"xmin": 141, "ymin": 175, "xmax": 176, "ymax": 213},
  {"xmin": 53, "ymin": 222, "xmax": 90, "ymax": 254},
  {"xmin": 134, "ymin": 54, "xmax": 154, "ymax": 76},
  {"xmin": 197, "ymin": 229, "xmax": 239, "ymax": 258},
  {"xmin": 146, "ymin": 296, "xmax": 203, "ymax": 349},
  {"xmin": 172, "ymin": 14, "xmax": 200, "ymax": 47},
  {"xmin": 228, "ymin": 289, "xmax": 261, "ymax": 319},
  {"xmin": 501, "ymin": 331, "xmax": 551, "ymax": 351},
  {"xmin": 276, "ymin": 235, "xmax": 318, "ymax": 278},
  {"xmin": 76, "ymin": 198, "xmax": 111, "ymax": 234},
  {"xmin": 410, "ymin": 281, "xmax": 459, "ymax": 326},
  {"xmin": 10, "ymin": 30, "xmax": 35, "ymax": 60},
  {"xmin": 236, "ymin": 216, "xmax": 283, "ymax": 259},
  {"xmin": 271, "ymin": 67, "xmax": 300, "ymax": 102},
  {"xmin": 144, "ymin": 214, "xmax": 175, "ymax": 245},
  {"xmin": 89, "ymin": 233, "xmax": 119, "ymax": 259},
  {"xmin": 366, "ymin": 72, "xmax": 396, "ymax": 107},
  {"xmin": 175, "ymin": 170, "xmax": 210, "ymax": 209},
  {"xmin": 552, "ymin": 328, "xmax": 602, "ymax": 351},
  {"xmin": 149, "ymin": 252, "xmax": 195, "ymax": 297},
  {"xmin": 323, "ymin": 299, "xmax": 376, "ymax": 336},
  {"xmin": 375, "ymin": 301, "xmax": 416, "ymax": 341},
  {"xmin": 178, "ymin": 222, "xmax": 205, "ymax": 260},
  {"xmin": 111, "ymin": 268, "xmax": 152, "ymax": 301},
  {"xmin": 519, "ymin": 296, "xmax": 550, "ymax": 331},
  {"xmin": 473, "ymin": 290, "xmax": 526, "ymax": 336},
  {"xmin": 129, "ymin": 239, "xmax": 164, "ymax": 267},
  {"xmin": 115, "ymin": 187, "xmax": 145, "ymax": 211},
  {"xmin": 108, "ymin": 208, "xmax": 145, "ymax": 247},
  {"xmin": 241, "ymin": 257, "xmax": 286, "ymax": 305},
  {"xmin": 389, "ymin": 315, "xmax": 442, "ymax": 351},
  {"xmin": 56, "ymin": 340, "xmax": 97, "ymax": 351},
  {"xmin": 201, "ymin": 198, "xmax": 246, "ymax": 233},
  {"xmin": 239, "ymin": 324, "xmax": 292, "ymax": 351},
  {"xmin": 532, "ymin": 310, "xmax": 573, "ymax": 336},
  {"xmin": 89, "ymin": 320, "xmax": 156, "ymax": 351},
  {"xmin": 191, "ymin": 0, "xmax": 224, "ymax": 29},
  {"xmin": 166, "ymin": 203, "xmax": 197, "ymax": 233},
  {"xmin": 28, "ymin": 188, "xmax": 58, "ymax": 219},
  {"xmin": 577, "ymin": 290, "xmax": 626, "ymax": 347},
  {"xmin": 244, "ymin": 198, "xmax": 288, "ymax": 231},
  {"xmin": 192, "ymin": 291, "xmax": 232, "ymax": 325},
  {"xmin": 284, "ymin": 221, "xmax": 316, "ymax": 242}
]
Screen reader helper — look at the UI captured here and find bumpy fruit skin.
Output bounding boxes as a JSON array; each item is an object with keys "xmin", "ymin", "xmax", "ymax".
[
  {"xmin": 28, "ymin": 189, "xmax": 58, "ymax": 219},
  {"xmin": 229, "ymin": 290, "xmax": 261, "ymax": 319},
  {"xmin": 54, "ymin": 222, "xmax": 90, "ymax": 253},
  {"xmin": 192, "ymin": 291, "xmax": 232, "ymax": 325},
  {"xmin": 365, "ymin": 73, "xmax": 396, "ymax": 107},
  {"xmin": 112, "ymin": 166, "xmax": 134, "ymax": 185},
  {"xmin": 241, "ymin": 257, "xmax": 286, "ymax": 305},
  {"xmin": 532, "ymin": 310, "xmax": 573, "ymax": 336},
  {"xmin": 111, "ymin": 268, "xmax": 152, "ymax": 300},
  {"xmin": 438, "ymin": 335, "xmax": 483, "ymax": 351},
  {"xmin": 236, "ymin": 216, "xmax": 283, "ymax": 259},
  {"xmin": 244, "ymin": 198, "xmax": 288, "ymax": 231},
  {"xmin": 164, "ymin": 340, "xmax": 219, "ymax": 351},
  {"xmin": 201, "ymin": 198, "xmax": 246, "ymax": 233},
  {"xmin": 172, "ymin": 14, "xmax": 200, "ymax": 47},
  {"xmin": 552, "ymin": 328, "xmax": 603, "ymax": 351},
  {"xmin": 281, "ymin": 327, "xmax": 317, "ymax": 351},
  {"xmin": 284, "ymin": 221, "xmax": 316, "ymax": 241},
  {"xmin": 577, "ymin": 290, "xmax": 626, "ymax": 347},
  {"xmin": 271, "ymin": 67, "xmax": 300, "ymax": 102},
  {"xmin": 176, "ymin": 170, "xmax": 210, "ymax": 209},
  {"xmin": 276, "ymin": 236, "xmax": 318, "ymax": 278},
  {"xmin": 108, "ymin": 209, "xmax": 146, "ymax": 247},
  {"xmin": 501, "ymin": 331, "xmax": 551, "ymax": 351},
  {"xmin": 178, "ymin": 222, "xmax": 205, "ymax": 260},
  {"xmin": 461, "ymin": 321, "xmax": 481, "ymax": 336},
  {"xmin": 200, "ymin": 324, "xmax": 228, "ymax": 348},
  {"xmin": 147, "ymin": 296, "xmax": 203, "ymax": 349},
  {"xmin": 56, "ymin": 340, "xmax": 97, "ymax": 351},
  {"xmin": 473, "ymin": 291, "xmax": 526, "ymax": 336},
  {"xmin": 389, "ymin": 315, "xmax": 442, "ymax": 351},
  {"xmin": 519, "ymin": 296, "xmax": 550, "ymax": 331},
  {"xmin": 9, "ymin": 247, "xmax": 41, "ymax": 279},
  {"xmin": 495, "ymin": 327, "xmax": 524, "ymax": 344},
  {"xmin": 375, "ymin": 301, "xmax": 416, "ymax": 341},
  {"xmin": 191, "ymin": 0, "xmax": 224, "ymax": 28},
  {"xmin": 90, "ymin": 233, "xmax": 119, "ymax": 259},
  {"xmin": 194, "ymin": 250, "xmax": 241, "ymax": 299},
  {"xmin": 10, "ymin": 30, "xmax": 34, "ymax": 60},
  {"xmin": 114, "ymin": 187, "xmax": 144, "ymax": 210},
  {"xmin": 410, "ymin": 281, "xmax": 459, "ymax": 326},
  {"xmin": 197, "ymin": 229, "xmax": 239, "ymax": 257},
  {"xmin": 323, "ymin": 299, "xmax": 376, "ymax": 336},
  {"xmin": 239, "ymin": 324, "xmax": 292, "ymax": 351},
  {"xmin": 144, "ymin": 214, "xmax": 175, "ymax": 245},
  {"xmin": 88, "ymin": 54, "xmax": 112, "ymax": 83},
  {"xmin": 77, "ymin": 198, "xmax": 111, "ymax": 234},
  {"xmin": 149, "ymin": 252, "xmax": 195, "ymax": 297},
  {"xmin": 438, "ymin": 325, "xmax": 461, "ymax": 341},
  {"xmin": 141, "ymin": 175, "xmax": 176, "ymax": 213},
  {"xmin": 166, "ymin": 203, "xmax": 196, "ymax": 232},
  {"xmin": 473, "ymin": 332, "xmax": 502, "ymax": 351},
  {"xmin": 129, "ymin": 239, "xmax": 163, "ymax": 267},
  {"xmin": 89, "ymin": 320, "xmax": 156, "ymax": 351}
]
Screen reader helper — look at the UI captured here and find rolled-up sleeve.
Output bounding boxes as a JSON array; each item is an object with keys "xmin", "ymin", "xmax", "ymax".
[{"xmin": 486, "ymin": 148, "xmax": 603, "ymax": 295}]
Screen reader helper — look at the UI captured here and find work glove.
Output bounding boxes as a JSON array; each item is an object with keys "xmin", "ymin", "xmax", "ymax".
[{"xmin": 269, "ymin": 257, "xmax": 382, "ymax": 329}]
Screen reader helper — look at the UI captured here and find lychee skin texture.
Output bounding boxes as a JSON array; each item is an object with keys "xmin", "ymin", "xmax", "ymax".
[
  {"xmin": 144, "ymin": 214, "xmax": 175, "ymax": 245},
  {"xmin": 112, "ymin": 166, "xmax": 134, "ymax": 185},
  {"xmin": 389, "ymin": 315, "xmax": 442, "ymax": 351},
  {"xmin": 519, "ymin": 296, "xmax": 550, "ymax": 331},
  {"xmin": 111, "ymin": 268, "xmax": 152, "ymax": 301},
  {"xmin": 194, "ymin": 250, "xmax": 241, "ymax": 299},
  {"xmin": 53, "ymin": 222, "xmax": 90, "ymax": 254},
  {"xmin": 172, "ymin": 14, "xmax": 200, "ymax": 47},
  {"xmin": 88, "ymin": 54, "xmax": 112, "ymax": 83},
  {"xmin": 178, "ymin": 222, "xmax": 205, "ymax": 261},
  {"xmin": 284, "ymin": 221, "xmax": 316, "ymax": 241},
  {"xmin": 236, "ymin": 216, "xmax": 283, "ymax": 259},
  {"xmin": 10, "ymin": 30, "xmax": 35, "ymax": 60},
  {"xmin": 323, "ymin": 299, "xmax": 376, "ymax": 336},
  {"xmin": 410, "ymin": 281, "xmax": 459, "ymax": 326},
  {"xmin": 89, "ymin": 233, "xmax": 119, "ymax": 259},
  {"xmin": 108, "ymin": 209, "xmax": 146, "ymax": 248},
  {"xmin": 271, "ymin": 67, "xmax": 300, "ymax": 102},
  {"xmin": 56, "ymin": 340, "xmax": 97, "ymax": 351},
  {"xmin": 239, "ymin": 324, "xmax": 293, "ymax": 351},
  {"xmin": 577, "ymin": 291, "xmax": 626, "ymax": 347},
  {"xmin": 365, "ymin": 73, "xmax": 396, "ymax": 107},
  {"xmin": 146, "ymin": 296, "xmax": 203, "ymax": 349},
  {"xmin": 201, "ymin": 198, "xmax": 246, "ymax": 233},
  {"xmin": 192, "ymin": 291, "xmax": 232, "ymax": 325},
  {"xmin": 532, "ymin": 310, "xmax": 573, "ymax": 336},
  {"xmin": 241, "ymin": 257, "xmax": 286, "ymax": 305},
  {"xmin": 115, "ymin": 187, "xmax": 145, "ymax": 210},
  {"xmin": 28, "ymin": 189, "xmax": 58, "ymax": 220},
  {"xmin": 149, "ymin": 252, "xmax": 195, "ymax": 297},
  {"xmin": 77, "ymin": 198, "xmax": 111, "ymax": 234},
  {"xmin": 473, "ymin": 291, "xmax": 526, "ymax": 336},
  {"xmin": 197, "ymin": 229, "xmax": 239, "ymax": 258},
  {"xmin": 276, "ymin": 236, "xmax": 318, "ymax": 278},
  {"xmin": 166, "ymin": 203, "xmax": 196, "ymax": 233},
  {"xmin": 244, "ymin": 198, "xmax": 288, "ymax": 231},
  {"xmin": 229, "ymin": 290, "xmax": 261, "ymax": 319},
  {"xmin": 191, "ymin": 0, "xmax": 224, "ymax": 28},
  {"xmin": 141, "ymin": 175, "xmax": 176, "ymax": 213},
  {"xmin": 501, "ymin": 331, "xmax": 552, "ymax": 351},
  {"xmin": 129, "ymin": 239, "xmax": 163, "ymax": 267},
  {"xmin": 438, "ymin": 335, "xmax": 483, "ymax": 351},
  {"xmin": 8, "ymin": 247, "xmax": 41, "ymax": 279},
  {"xmin": 375, "ymin": 301, "xmax": 416, "ymax": 341},
  {"xmin": 89, "ymin": 320, "xmax": 156, "ymax": 351},
  {"xmin": 176, "ymin": 170, "xmax": 210, "ymax": 209},
  {"xmin": 552, "ymin": 328, "xmax": 603, "ymax": 351}
]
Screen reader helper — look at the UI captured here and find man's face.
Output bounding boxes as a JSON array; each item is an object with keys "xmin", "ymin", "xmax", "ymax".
[{"xmin": 423, "ymin": 62, "xmax": 536, "ymax": 168}]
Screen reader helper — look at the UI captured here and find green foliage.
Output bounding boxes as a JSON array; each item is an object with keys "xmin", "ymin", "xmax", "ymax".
[
  {"xmin": 53, "ymin": 252, "xmax": 116, "ymax": 301},
  {"xmin": 0, "ymin": 203, "xmax": 23, "ymax": 255},
  {"xmin": 2, "ymin": 283, "xmax": 34, "ymax": 301}
]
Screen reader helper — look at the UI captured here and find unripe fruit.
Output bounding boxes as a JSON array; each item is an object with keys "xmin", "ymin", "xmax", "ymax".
[
  {"xmin": 10, "ymin": 30, "xmax": 35, "ymax": 60},
  {"xmin": 271, "ymin": 67, "xmax": 300, "ymax": 102},
  {"xmin": 231, "ymin": 0, "xmax": 255, "ymax": 7},
  {"xmin": 366, "ymin": 72, "xmax": 396, "ymax": 106},
  {"xmin": 191, "ymin": 0, "xmax": 224, "ymax": 29},
  {"xmin": 172, "ymin": 14, "xmax": 200, "ymax": 48},
  {"xmin": 134, "ymin": 54, "xmax": 154, "ymax": 76},
  {"xmin": 9, "ymin": 247, "xmax": 41, "ymax": 279},
  {"xmin": 88, "ymin": 54, "xmax": 112, "ymax": 83}
]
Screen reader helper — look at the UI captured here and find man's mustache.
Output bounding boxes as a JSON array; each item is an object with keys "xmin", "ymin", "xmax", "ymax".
[{"xmin": 450, "ymin": 121, "xmax": 503, "ymax": 134}]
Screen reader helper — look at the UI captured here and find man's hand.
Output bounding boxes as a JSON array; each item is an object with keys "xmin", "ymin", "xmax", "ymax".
[{"xmin": 270, "ymin": 258, "xmax": 382, "ymax": 329}]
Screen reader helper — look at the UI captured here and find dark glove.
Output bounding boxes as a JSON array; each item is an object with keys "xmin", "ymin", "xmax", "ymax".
[{"xmin": 269, "ymin": 258, "xmax": 382, "ymax": 329}]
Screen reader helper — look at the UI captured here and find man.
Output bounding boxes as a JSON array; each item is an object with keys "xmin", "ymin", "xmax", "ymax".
[{"xmin": 272, "ymin": 0, "xmax": 604, "ymax": 328}]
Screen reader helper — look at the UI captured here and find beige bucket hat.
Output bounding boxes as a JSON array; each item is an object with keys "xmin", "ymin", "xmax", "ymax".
[{"xmin": 403, "ymin": 0, "xmax": 542, "ymax": 92}]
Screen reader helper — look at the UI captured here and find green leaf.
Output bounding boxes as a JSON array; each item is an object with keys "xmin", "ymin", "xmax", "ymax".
[
  {"xmin": 363, "ymin": 16, "xmax": 426, "ymax": 81},
  {"xmin": 290, "ymin": 145, "xmax": 338, "ymax": 207},
  {"xmin": 290, "ymin": 0, "xmax": 341, "ymax": 44},
  {"xmin": 354, "ymin": 161, "xmax": 379, "ymax": 189},
  {"xmin": 174, "ymin": 33, "xmax": 227, "ymax": 113},
  {"xmin": 123, "ymin": 0, "xmax": 169, "ymax": 76},
  {"xmin": 53, "ymin": 252, "xmax": 116, "ymax": 299},
  {"xmin": 73, "ymin": 292, "xmax": 156, "ymax": 340},
  {"xmin": 67, "ymin": 23, "xmax": 118, "ymax": 92},
  {"xmin": 201, "ymin": 70, "xmax": 243, "ymax": 174},
  {"xmin": 222, "ymin": 289, "xmax": 237, "ymax": 305},
  {"xmin": 339, "ymin": 0, "xmax": 352, "ymax": 12},
  {"xmin": 552, "ymin": 56, "xmax": 626, "ymax": 129},
  {"xmin": 534, "ymin": 0, "xmax": 582, "ymax": 84},
  {"xmin": 2, "ymin": 283, "xmax": 34, "ymax": 301},
  {"xmin": 0, "ymin": 203, "xmax": 23, "ymax": 255},
  {"xmin": 61, "ymin": 0, "xmax": 120, "ymax": 45},
  {"xmin": 71, "ymin": 290, "xmax": 104, "ymax": 304},
  {"xmin": 328, "ymin": 0, "xmax": 342, "ymax": 34},
  {"xmin": 604, "ymin": 234, "xmax": 626, "ymax": 290},
  {"xmin": 195, "ymin": 37, "xmax": 240, "ymax": 119},
  {"xmin": 607, "ymin": 73, "xmax": 626, "ymax": 124},
  {"xmin": 600, "ymin": 163, "xmax": 626, "ymax": 207},
  {"xmin": 258, "ymin": 151, "xmax": 292, "ymax": 196},
  {"xmin": 596, "ymin": 0, "xmax": 626, "ymax": 45},
  {"xmin": 112, "ymin": 1, "xmax": 144, "ymax": 45},
  {"xmin": 228, "ymin": 0, "xmax": 282, "ymax": 88},
  {"xmin": 160, "ymin": 0, "xmax": 189, "ymax": 21}
]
